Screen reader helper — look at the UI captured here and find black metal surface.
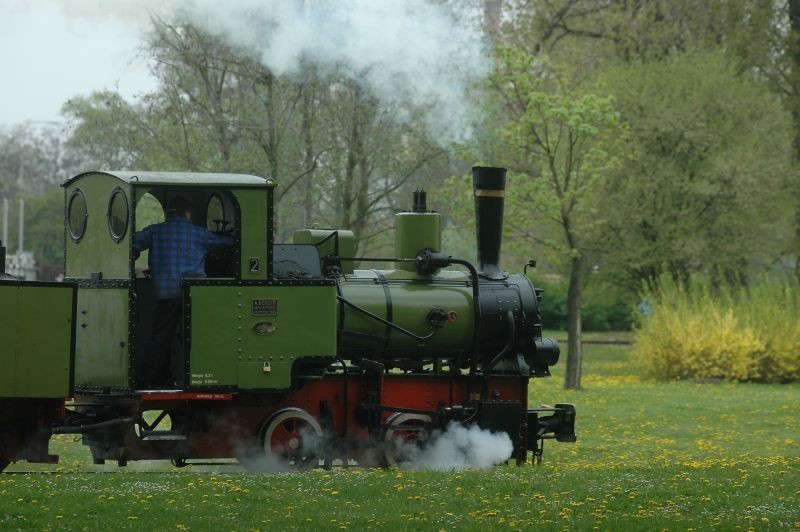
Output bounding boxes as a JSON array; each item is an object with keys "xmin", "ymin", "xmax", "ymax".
[
  {"xmin": 183, "ymin": 278, "xmax": 335, "ymax": 287},
  {"xmin": 472, "ymin": 166, "xmax": 507, "ymax": 280},
  {"xmin": 479, "ymin": 401, "xmax": 523, "ymax": 452},
  {"xmin": 415, "ymin": 250, "xmax": 451, "ymax": 276},
  {"xmin": 266, "ymin": 187, "xmax": 274, "ymax": 278},
  {"xmin": 531, "ymin": 338, "xmax": 560, "ymax": 375},
  {"xmin": 412, "ymin": 189, "xmax": 427, "ymax": 213},
  {"xmin": 273, "ymin": 245, "xmax": 323, "ymax": 278},
  {"xmin": 65, "ymin": 278, "xmax": 133, "ymax": 289},
  {"xmin": 527, "ymin": 404, "xmax": 577, "ymax": 444}
]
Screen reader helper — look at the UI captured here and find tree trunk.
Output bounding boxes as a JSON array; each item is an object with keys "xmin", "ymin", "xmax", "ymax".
[
  {"xmin": 301, "ymin": 83, "xmax": 316, "ymax": 228},
  {"xmin": 483, "ymin": 0, "xmax": 502, "ymax": 37},
  {"xmin": 564, "ymin": 254, "xmax": 585, "ymax": 390},
  {"xmin": 340, "ymin": 84, "xmax": 366, "ymax": 252}
]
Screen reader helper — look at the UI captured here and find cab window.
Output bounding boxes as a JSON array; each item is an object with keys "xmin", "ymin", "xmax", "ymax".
[
  {"xmin": 107, "ymin": 188, "xmax": 129, "ymax": 242},
  {"xmin": 206, "ymin": 193, "xmax": 227, "ymax": 232},
  {"xmin": 67, "ymin": 189, "xmax": 88, "ymax": 242},
  {"xmin": 134, "ymin": 192, "xmax": 165, "ymax": 269}
]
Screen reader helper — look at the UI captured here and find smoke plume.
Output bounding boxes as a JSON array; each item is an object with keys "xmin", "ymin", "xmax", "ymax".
[
  {"xmin": 58, "ymin": 0, "xmax": 490, "ymax": 143},
  {"xmin": 178, "ymin": 0, "xmax": 489, "ymax": 142},
  {"xmin": 395, "ymin": 421, "xmax": 513, "ymax": 471}
]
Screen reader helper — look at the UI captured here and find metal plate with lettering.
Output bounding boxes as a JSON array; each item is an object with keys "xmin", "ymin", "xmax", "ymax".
[{"xmin": 252, "ymin": 298, "xmax": 278, "ymax": 316}]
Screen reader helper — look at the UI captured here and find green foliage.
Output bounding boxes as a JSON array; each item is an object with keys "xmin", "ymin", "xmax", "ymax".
[
  {"xmin": 535, "ymin": 277, "xmax": 568, "ymax": 331},
  {"xmin": 519, "ymin": 0, "xmax": 778, "ymax": 67},
  {"xmin": 636, "ymin": 277, "xmax": 800, "ymax": 383},
  {"xmin": 0, "ymin": 122, "xmax": 85, "ymax": 205},
  {"xmin": 583, "ymin": 284, "xmax": 634, "ymax": 332},
  {"xmin": 22, "ymin": 187, "xmax": 64, "ymax": 268},
  {"xmin": 1, "ymin": 187, "xmax": 64, "ymax": 270},
  {"xmin": 491, "ymin": 50, "xmax": 629, "ymax": 259},
  {"xmin": 62, "ymin": 92, "xmax": 144, "ymax": 171},
  {"xmin": 535, "ymin": 276, "xmax": 633, "ymax": 332},
  {"xmin": 486, "ymin": 48, "xmax": 629, "ymax": 264},
  {"xmin": 597, "ymin": 51, "xmax": 795, "ymax": 290}
]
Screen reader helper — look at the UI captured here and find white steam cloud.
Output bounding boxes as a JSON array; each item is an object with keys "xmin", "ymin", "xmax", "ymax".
[
  {"xmin": 395, "ymin": 421, "xmax": 513, "ymax": 471},
  {"xmin": 55, "ymin": 0, "xmax": 490, "ymax": 143},
  {"xmin": 176, "ymin": 0, "xmax": 489, "ymax": 142}
]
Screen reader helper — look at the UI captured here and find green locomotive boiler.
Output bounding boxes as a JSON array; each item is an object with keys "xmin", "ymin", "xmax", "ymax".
[{"xmin": 0, "ymin": 166, "xmax": 575, "ymax": 471}]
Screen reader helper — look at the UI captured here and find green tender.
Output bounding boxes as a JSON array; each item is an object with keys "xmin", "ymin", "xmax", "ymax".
[{"xmin": 0, "ymin": 282, "xmax": 75, "ymax": 398}]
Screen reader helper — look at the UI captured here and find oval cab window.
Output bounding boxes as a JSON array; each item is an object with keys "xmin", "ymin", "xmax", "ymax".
[
  {"xmin": 67, "ymin": 189, "xmax": 88, "ymax": 242},
  {"xmin": 108, "ymin": 188, "xmax": 129, "ymax": 242},
  {"xmin": 206, "ymin": 194, "xmax": 226, "ymax": 231}
]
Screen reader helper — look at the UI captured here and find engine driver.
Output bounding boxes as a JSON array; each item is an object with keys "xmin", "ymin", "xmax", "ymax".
[{"xmin": 132, "ymin": 195, "xmax": 233, "ymax": 388}]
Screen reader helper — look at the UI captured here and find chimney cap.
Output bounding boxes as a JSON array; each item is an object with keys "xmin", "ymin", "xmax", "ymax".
[{"xmin": 472, "ymin": 166, "xmax": 507, "ymax": 191}]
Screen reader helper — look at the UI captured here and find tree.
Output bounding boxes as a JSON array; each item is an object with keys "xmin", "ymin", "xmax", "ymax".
[
  {"xmin": 596, "ymin": 51, "xmax": 794, "ymax": 290},
  {"xmin": 490, "ymin": 49, "xmax": 627, "ymax": 389},
  {"xmin": 0, "ymin": 123, "xmax": 90, "ymax": 270},
  {"xmin": 62, "ymin": 18, "xmax": 447, "ymax": 254},
  {"xmin": 62, "ymin": 92, "xmax": 146, "ymax": 170},
  {"xmin": 505, "ymin": 1, "xmax": 800, "ymax": 282},
  {"xmin": 22, "ymin": 187, "xmax": 64, "ymax": 270},
  {"xmin": 517, "ymin": 0, "xmax": 776, "ymax": 65},
  {"xmin": 0, "ymin": 122, "xmax": 79, "ymax": 197}
]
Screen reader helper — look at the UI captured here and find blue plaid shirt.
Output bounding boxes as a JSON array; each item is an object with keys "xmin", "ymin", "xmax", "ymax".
[{"xmin": 132, "ymin": 217, "xmax": 233, "ymax": 299}]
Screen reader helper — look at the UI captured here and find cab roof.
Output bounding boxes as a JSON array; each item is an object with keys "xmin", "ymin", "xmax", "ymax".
[{"xmin": 62, "ymin": 170, "xmax": 275, "ymax": 188}]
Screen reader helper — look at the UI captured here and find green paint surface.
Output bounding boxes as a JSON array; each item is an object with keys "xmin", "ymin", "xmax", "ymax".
[
  {"xmin": 292, "ymin": 229, "xmax": 355, "ymax": 274},
  {"xmin": 74, "ymin": 288, "xmax": 130, "ymax": 389},
  {"xmin": 234, "ymin": 189, "xmax": 269, "ymax": 281},
  {"xmin": 338, "ymin": 269, "xmax": 473, "ymax": 353},
  {"xmin": 0, "ymin": 283, "xmax": 74, "ymax": 397},
  {"xmin": 394, "ymin": 212, "xmax": 441, "ymax": 273},
  {"xmin": 188, "ymin": 284, "xmax": 337, "ymax": 389},
  {"xmin": 65, "ymin": 174, "xmax": 131, "ymax": 280}
]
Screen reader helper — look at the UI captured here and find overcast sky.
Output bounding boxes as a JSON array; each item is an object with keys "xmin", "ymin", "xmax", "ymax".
[
  {"xmin": 0, "ymin": 0, "xmax": 158, "ymax": 127},
  {"xmin": 0, "ymin": 0, "xmax": 488, "ymax": 143}
]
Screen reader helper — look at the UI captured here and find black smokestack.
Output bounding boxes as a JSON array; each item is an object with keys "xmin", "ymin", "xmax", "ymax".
[
  {"xmin": 472, "ymin": 166, "xmax": 507, "ymax": 279},
  {"xmin": 413, "ymin": 189, "xmax": 428, "ymax": 212}
]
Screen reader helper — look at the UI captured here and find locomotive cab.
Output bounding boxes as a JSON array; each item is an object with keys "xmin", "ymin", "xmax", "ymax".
[{"xmin": 62, "ymin": 171, "xmax": 296, "ymax": 392}]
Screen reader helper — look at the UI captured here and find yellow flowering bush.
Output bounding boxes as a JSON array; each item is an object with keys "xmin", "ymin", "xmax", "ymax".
[{"xmin": 635, "ymin": 279, "xmax": 800, "ymax": 383}]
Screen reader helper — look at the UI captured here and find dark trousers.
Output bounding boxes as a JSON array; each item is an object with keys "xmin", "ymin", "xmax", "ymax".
[{"xmin": 142, "ymin": 298, "xmax": 182, "ymax": 387}]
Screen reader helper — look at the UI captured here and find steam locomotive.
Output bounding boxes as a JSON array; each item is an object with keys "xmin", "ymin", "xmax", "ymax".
[{"xmin": 0, "ymin": 166, "xmax": 575, "ymax": 471}]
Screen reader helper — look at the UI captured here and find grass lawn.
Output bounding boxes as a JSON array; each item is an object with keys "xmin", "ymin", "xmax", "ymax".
[{"xmin": 2, "ymin": 336, "xmax": 798, "ymax": 530}]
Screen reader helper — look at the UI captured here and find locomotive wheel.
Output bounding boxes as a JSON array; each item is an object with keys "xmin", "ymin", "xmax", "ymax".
[
  {"xmin": 383, "ymin": 413, "xmax": 431, "ymax": 468},
  {"xmin": 241, "ymin": 407, "xmax": 323, "ymax": 472}
]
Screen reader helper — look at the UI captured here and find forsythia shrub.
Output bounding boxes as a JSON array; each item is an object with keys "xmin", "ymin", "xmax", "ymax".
[{"xmin": 635, "ymin": 279, "xmax": 800, "ymax": 383}]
